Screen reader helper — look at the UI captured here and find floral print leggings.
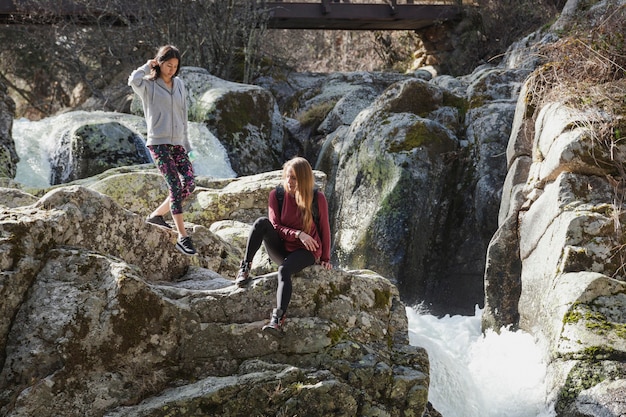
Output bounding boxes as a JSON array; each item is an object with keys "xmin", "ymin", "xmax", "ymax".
[{"xmin": 148, "ymin": 144, "xmax": 195, "ymax": 215}]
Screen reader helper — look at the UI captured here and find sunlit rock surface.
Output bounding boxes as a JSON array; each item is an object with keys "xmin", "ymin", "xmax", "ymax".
[{"xmin": 0, "ymin": 175, "xmax": 430, "ymax": 417}]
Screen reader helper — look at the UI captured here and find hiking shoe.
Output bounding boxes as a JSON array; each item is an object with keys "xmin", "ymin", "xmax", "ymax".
[
  {"xmin": 235, "ymin": 260, "xmax": 252, "ymax": 287},
  {"xmin": 262, "ymin": 308, "xmax": 286, "ymax": 336},
  {"xmin": 176, "ymin": 236, "xmax": 197, "ymax": 256},
  {"xmin": 146, "ymin": 215, "xmax": 172, "ymax": 229}
]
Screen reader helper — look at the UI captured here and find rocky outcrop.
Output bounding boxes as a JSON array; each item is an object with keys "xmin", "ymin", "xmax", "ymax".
[
  {"xmin": 325, "ymin": 78, "xmax": 463, "ymax": 308},
  {"xmin": 12, "ymin": 60, "xmax": 529, "ymax": 316},
  {"xmin": 310, "ymin": 60, "xmax": 528, "ymax": 314},
  {"xmin": 0, "ymin": 81, "xmax": 17, "ymax": 179},
  {"xmin": 483, "ymin": 1, "xmax": 626, "ymax": 414},
  {"xmin": 0, "ymin": 173, "xmax": 431, "ymax": 417},
  {"xmin": 255, "ymin": 71, "xmax": 412, "ymax": 161}
]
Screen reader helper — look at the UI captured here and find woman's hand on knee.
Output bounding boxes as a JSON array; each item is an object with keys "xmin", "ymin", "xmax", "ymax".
[{"xmin": 298, "ymin": 231, "xmax": 319, "ymax": 252}]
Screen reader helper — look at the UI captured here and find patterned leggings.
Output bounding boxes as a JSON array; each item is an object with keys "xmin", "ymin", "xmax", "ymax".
[{"xmin": 148, "ymin": 144, "xmax": 195, "ymax": 215}]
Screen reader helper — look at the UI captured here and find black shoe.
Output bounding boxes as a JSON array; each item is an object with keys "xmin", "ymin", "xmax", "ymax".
[
  {"xmin": 146, "ymin": 215, "xmax": 172, "ymax": 229},
  {"xmin": 176, "ymin": 236, "xmax": 197, "ymax": 256},
  {"xmin": 262, "ymin": 308, "xmax": 286, "ymax": 336},
  {"xmin": 235, "ymin": 260, "xmax": 252, "ymax": 287}
]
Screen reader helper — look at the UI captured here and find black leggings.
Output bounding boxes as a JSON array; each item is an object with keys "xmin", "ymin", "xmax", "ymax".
[{"xmin": 244, "ymin": 217, "xmax": 315, "ymax": 314}]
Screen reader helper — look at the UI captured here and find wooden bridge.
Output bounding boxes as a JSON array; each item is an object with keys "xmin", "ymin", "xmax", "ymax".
[
  {"xmin": 0, "ymin": 0, "xmax": 466, "ymax": 30},
  {"xmin": 265, "ymin": 1, "xmax": 465, "ymax": 30}
]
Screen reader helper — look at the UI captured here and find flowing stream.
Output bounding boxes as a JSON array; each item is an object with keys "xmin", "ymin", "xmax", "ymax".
[
  {"xmin": 408, "ymin": 306, "xmax": 556, "ymax": 417},
  {"xmin": 12, "ymin": 117, "xmax": 555, "ymax": 416}
]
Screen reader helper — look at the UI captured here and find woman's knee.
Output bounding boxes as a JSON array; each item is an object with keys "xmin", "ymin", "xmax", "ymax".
[
  {"xmin": 181, "ymin": 181, "xmax": 195, "ymax": 201},
  {"xmin": 252, "ymin": 217, "xmax": 272, "ymax": 232},
  {"xmin": 277, "ymin": 264, "xmax": 293, "ymax": 283}
]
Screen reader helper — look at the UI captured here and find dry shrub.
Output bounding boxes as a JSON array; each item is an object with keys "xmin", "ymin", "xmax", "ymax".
[
  {"xmin": 525, "ymin": 2, "xmax": 626, "ymax": 276},
  {"xmin": 528, "ymin": 1, "xmax": 625, "ymax": 107}
]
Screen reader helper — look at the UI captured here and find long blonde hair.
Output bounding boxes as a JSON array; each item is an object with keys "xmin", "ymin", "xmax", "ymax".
[{"xmin": 283, "ymin": 157, "xmax": 315, "ymax": 233}]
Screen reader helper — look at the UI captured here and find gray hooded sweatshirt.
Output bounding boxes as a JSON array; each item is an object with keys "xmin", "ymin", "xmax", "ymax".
[{"xmin": 128, "ymin": 63, "xmax": 192, "ymax": 152}]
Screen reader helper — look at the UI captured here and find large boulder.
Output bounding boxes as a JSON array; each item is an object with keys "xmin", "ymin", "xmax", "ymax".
[
  {"xmin": 317, "ymin": 70, "xmax": 526, "ymax": 315},
  {"xmin": 14, "ymin": 111, "xmax": 152, "ymax": 186},
  {"xmin": 325, "ymin": 78, "xmax": 466, "ymax": 311},
  {"xmin": 0, "ymin": 173, "xmax": 432, "ymax": 417},
  {"xmin": 50, "ymin": 119, "xmax": 151, "ymax": 185}
]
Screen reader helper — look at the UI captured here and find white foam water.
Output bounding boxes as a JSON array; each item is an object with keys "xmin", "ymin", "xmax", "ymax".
[
  {"xmin": 407, "ymin": 306, "xmax": 556, "ymax": 417},
  {"xmin": 13, "ymin": 117, "xmax": 237, "ymax": 188}
]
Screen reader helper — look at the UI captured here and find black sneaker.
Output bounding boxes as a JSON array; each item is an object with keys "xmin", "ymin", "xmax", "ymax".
[
  {"xmin": 176, "ymin": 236, "xmax": 197, "ymax": 256},
  {"xmin": 146, "ymin": 215, "xmax": 172, "ymax": 229},
  {"xmin": 235, "ymin": 260, "xmax": 252, "ymax": 287},
  {"xmin": 262, "ymin": 308, "xmax": 286, "ymax": 337}
]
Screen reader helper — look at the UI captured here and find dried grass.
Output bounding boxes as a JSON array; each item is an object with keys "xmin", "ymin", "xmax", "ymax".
[{"xmin": 525, "ymin": 2, "xmax": 626, "ymax": 278}]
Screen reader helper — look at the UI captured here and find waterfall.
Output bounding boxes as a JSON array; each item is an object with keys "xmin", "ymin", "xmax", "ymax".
[
  {"xmin": 13, "ymin": 117, "xmax": 55, "ymax": 188},
  {"xmin": 13, "ymin": 117, "xmax": 236, "ymax": 188},
  {"xmin": 187, "ymin": 122, "xmax": 236, "ymax": 178},
  {"xmin": 408, "ymin": 306, "xmax": 556, "ymax": 417}
]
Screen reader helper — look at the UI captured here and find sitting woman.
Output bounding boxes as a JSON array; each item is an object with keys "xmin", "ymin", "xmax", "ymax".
[{"xmin": 235, "ymin": 156, "xmax": 332, "ymax": 335}]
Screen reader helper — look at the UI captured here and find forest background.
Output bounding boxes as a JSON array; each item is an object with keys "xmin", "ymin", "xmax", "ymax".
[{"xmin": 1, "ymin": 0, "xmax": 567, "ymax": 121}]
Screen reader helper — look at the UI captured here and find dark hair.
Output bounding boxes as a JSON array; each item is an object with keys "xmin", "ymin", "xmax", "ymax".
[{"xmin": 148, "ymin": 45, "xmax": 181, "ymax": 80}]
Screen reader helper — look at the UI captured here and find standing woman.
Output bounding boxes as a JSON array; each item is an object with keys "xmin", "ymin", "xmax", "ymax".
[
  {"xmin": 128, "ymin": 45, "xmax": 197, "ymax": 255},
  {"xmin": 235, "ymin": 156, "xmax": 332, "ymax": 334}
]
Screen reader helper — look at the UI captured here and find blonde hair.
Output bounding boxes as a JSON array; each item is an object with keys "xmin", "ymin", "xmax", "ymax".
[{"xmin": 282, "ymin": 157, "xmax": 315, "ymax": 233}]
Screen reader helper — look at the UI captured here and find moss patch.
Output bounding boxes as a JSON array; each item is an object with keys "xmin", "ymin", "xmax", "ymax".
[
  {"xmin": 388, "ymin": 121, "xmax": 455, "ymax": 157},
  {"xmin": 296, "ymin": 100, "xmax": 337, "ymax": 128},
  {"xmin": 556, "ymin": 360, "xmax": 625, "ymax": 414},
  {"xmin": 373, "ymin": 288, "xmax": 392, "ymax": 309}
]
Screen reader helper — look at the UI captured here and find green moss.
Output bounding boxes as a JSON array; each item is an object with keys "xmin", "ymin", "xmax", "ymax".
[
  {"xmin": 397, "ymin": 123, "xmax": 431, "ymax": 150},
  {"xmin": 556, "ymin": 359, "xmax": 625, "ymax": 414},
  {"xmin": 556, "ymin": 362, "xmax": 603, "ymax": 413},
  {"xmin": 468, "ymin": 94, "xmax": 487, "ymax": 110},
  {"xmin": 388, "ymin": 121, "xmax": 455, "ymax": 156},
  {"xmin": 373, "ymin": 288, "xmax": 392, "ymax": 309},
  {"xmin": 296, "ymin": 100, "xmax": 337, "ymax": 128},
  {"xmin": 563, "ymin": 300, "xmax": 626, "ymax": 338},
  {"xmin": 198, "ymin": 91, "xmax": 273, "ymax": 143},
  {"xmin": 383, "ymin": 81, "xmax": 439, "ymax": 116},
  {"xmin": 328, "ymin": 326, "xmax": 346, "ymax": 344},
  {"xmin": 313, "ymin": 282, "xmax": 345, "ymax": 313}
]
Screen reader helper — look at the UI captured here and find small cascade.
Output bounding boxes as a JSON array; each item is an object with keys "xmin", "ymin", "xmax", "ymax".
[
  {"xmin": 13, "ymin": 117, "xmax": 237, "ymax": 187},
  {"xmin": 407, "ymin": 306, "xmax": 556, "ymax": 417}
]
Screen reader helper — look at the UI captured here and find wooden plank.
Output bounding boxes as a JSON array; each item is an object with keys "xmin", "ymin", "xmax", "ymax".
[{"xmin": 265, "ymin": 3, "xmax": 461, "ymax": 30}]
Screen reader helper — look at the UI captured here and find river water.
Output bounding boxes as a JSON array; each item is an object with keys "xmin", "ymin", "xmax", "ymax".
[
  {"xmin": 12, "ymin": 117, "xmax": 556, "ymax": 416},
  {"xmin": 408, "ymin": 306, "xmax": 556, "ymax": 417}
]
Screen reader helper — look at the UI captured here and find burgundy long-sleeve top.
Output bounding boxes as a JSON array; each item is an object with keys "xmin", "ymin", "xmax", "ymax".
[{"xmin": 268, "ymin": 188, "xmax": 331, "ymax": 263}]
